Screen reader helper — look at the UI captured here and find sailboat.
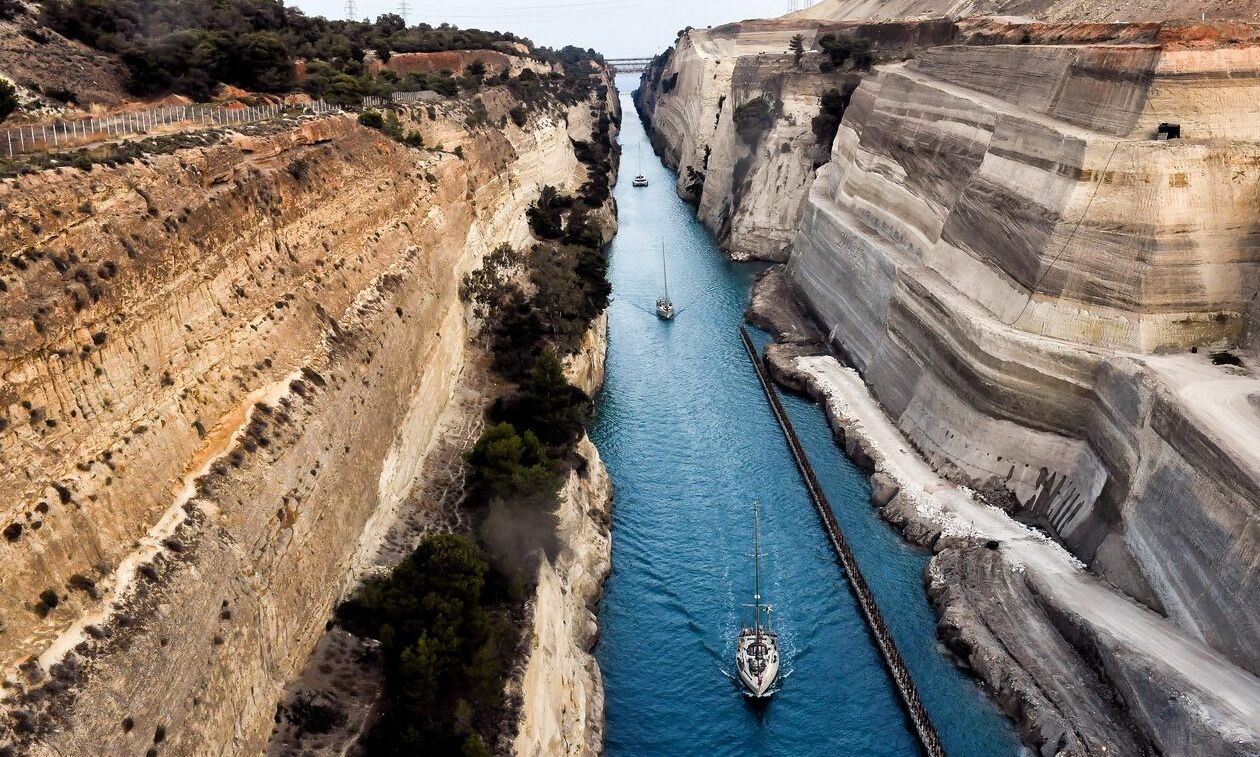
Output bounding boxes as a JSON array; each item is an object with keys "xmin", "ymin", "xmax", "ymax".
[
  {"xmin": 736, "ymin": 501, "xmax": 779, "ymax": 698},
  {"xmin": 633, "ymin": 144, "xmax": 649, "ymax": 187},
  {"xmin": 655, "ymin": 242, "xmax": 675, "ymax": 320}
]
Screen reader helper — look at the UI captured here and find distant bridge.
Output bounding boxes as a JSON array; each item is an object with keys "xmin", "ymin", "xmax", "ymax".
[{"xmin": 607, "ymin": 57, "xmax": 654, "ymax": 74}]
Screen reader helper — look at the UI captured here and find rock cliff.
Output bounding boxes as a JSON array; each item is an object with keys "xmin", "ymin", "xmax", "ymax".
[
  {"xmin": 643, "ymin": 6, "xmax": 1260, "ymax": 755},
  {"xmin": 0, "ymin": 71, "xmax": 614, "ymax": 754},
  {"xmin": 512, "ymin": 431, "xmax": 612, "ymax": 757}
]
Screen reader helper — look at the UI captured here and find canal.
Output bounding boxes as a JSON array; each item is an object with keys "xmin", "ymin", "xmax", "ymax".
[{"xmin": 590, "ymin": 77, "xmax": 1020, "ymax": 755}]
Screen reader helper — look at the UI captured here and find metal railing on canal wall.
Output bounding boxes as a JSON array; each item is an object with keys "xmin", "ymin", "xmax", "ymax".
[{"xmin": 739, "ymin": 327, "xmax": 945, "ymax": 757}]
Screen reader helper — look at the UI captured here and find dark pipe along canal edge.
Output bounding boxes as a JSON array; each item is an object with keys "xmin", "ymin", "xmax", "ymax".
[{"xmin": 591, "ymin": 76, "xmax": 1020, "ymax": 756}]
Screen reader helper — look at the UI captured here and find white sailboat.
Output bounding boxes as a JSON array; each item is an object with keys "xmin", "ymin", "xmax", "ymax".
[
  {"xmin": 633, "ymin": 144, "xmax": 649, "ymax": 187},
  {"xmin": 736, "ymin": 501, "xmax": 779, "ymax": 698},
  {"xmin": 655, "ymin": 241, "xmax": 675, "ymax": 320}
]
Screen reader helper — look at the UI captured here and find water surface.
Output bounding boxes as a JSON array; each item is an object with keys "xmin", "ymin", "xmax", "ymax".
[{"xmin": 592, "ymin": 78, "xmax": 1019, "ymax": 756}]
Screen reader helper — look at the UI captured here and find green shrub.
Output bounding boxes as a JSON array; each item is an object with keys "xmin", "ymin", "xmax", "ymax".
[
  {"xmin": 526, "ymin": 185, "xmax": 572, "ymax": 240},
  {"xmin": 811, "ymin": 80, "xmax": 859, "ymax": 147},
  {"xmin": 466, "ymin": 422, "xmax": 561, "ymax": 506},
  {"xmin": 357, "ymin": 110, "xmax": 384, "ymax": 129},
  {"xmin": 509, "ymin": 105, "xmax": 527, "ymax": 127},
  {"xmin": 818, "ymin": 34, "xmax": 873, "ymax": 73},
  {"xmin": 465, "ymin": 99, "xmax": 489, "ymax": 127},
  {"xmin": 492, "ymin": 351, "xmax": 593, "ymax": 452},
  {"xmin": 0, "ymin": 78, "xmax": 17, "ymax": 123},
  {"xmin": 789, "ymin": 34, "xmax": 805, "ymax": 67}
]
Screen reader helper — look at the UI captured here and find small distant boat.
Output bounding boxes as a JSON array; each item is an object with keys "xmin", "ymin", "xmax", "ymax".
[
  {"xmin": 736, "ymin": 501, "xmax": 779, "ymax": 698},
  {"xmin": 633, "ymin": 145, "xmax": 649, "ymax": 187},
  {"xmin": 656, "ymin": 242, "xmax": 674, "ymax": 320}
]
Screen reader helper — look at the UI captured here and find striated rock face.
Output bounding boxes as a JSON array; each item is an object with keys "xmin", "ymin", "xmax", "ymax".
[
  {"xmin": 635, "ymin": 23, "xmax": 829, "ymax": 261},
  {"xmin": 793, "ymin": 0, "xmax": 1260, "ymax": 24},
  {"xmin": 648, "ymin": 8, "xmax": 1260, "ymax": 755},
  {"xmin": 786, "ymin": 20, "xmax": 1260, "ymax": 675},
  {"xmin": 512, "ymin": 432, "xmax": 612, "ymax": 757},
  {"xmin": 0, "ymin": 77, "xmax": 610, "ymax": 753},
  {"xmin": 765, "ymin": 348, "xmax": 1260, "ymax": 756}
]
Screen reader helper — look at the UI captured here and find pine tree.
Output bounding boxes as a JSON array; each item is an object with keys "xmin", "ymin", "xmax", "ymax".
[{"xmin": 789, "ymin": 34, "xmax": 805, "ymax": 67}]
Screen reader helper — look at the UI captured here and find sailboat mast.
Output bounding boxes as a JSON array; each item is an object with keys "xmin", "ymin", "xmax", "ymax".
[
  {"xmin": 661, "ymin": 242, "xmax": 669, "ymax": 299},
  {"xmin": 753, "ymin": 501, "xmax": 762, "ymax": 631}
]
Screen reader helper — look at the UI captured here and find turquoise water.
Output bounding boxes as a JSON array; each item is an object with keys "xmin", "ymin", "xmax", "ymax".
[{"xmin": 591, "ymin": 79, "xmax": 1020, "ymax": 756}]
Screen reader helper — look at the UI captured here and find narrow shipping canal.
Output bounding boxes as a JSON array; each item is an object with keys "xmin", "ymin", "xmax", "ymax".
[{"xmin": 591, "ymin": 78, "xmax": 1020, "ymax": 756}]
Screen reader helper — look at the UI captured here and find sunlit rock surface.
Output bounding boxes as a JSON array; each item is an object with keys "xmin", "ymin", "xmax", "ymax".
[{"xmin": 0, "ymin": 78, "xmax": 612, "ymax": 753}]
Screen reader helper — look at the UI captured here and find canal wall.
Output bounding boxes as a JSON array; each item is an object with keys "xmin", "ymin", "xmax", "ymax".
[
  {"xmin": 513, "ymin": 311, "xmax": 614, "ymax": 757},
  {"xmin": 740, "ymin": 328, "xmax": 944, "ymax": 757},
  {"xmin": 640, "ymin": 9, "xmax": 1260, "ymax": 754},
  {"xmin": 514, "ymin": 79, "xmax": 619, "ymax": 755},
  {"xmin": 760, "ymin": 340, "xmax": 1260, "ymax": 756},
  {"xmin": 639, "ymin": 14, "xmax": 1260, "ymax": 678},
  {"xmin": 0, "ymin": 61, "xmax": 619, "ymax": 753}
]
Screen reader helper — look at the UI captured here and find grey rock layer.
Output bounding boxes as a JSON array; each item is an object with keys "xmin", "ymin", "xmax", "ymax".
[{"xmin": 655, "ymin": 14, "xmax": 1260, "ymax": 755}]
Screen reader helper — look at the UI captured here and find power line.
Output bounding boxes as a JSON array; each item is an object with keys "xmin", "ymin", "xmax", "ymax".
[
  {"xmin": 344, "ymin": 0, "xmax": 357, "ymax": 21},
  {"xmin": 398, "ymin": 0, "xmax": 409, "ymax": 23}
]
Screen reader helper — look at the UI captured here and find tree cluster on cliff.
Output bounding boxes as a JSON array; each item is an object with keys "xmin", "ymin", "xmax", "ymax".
[
  {"xmin": 343, "ymin": 87, "xmax": 614, "ymax": 754},
  {"xmin": 37, "ymin": 0, "xmax": 604, "ymax": 101},
  {"xmin": 811, "ymin": 78, "xmax": 860, "ymax": 147},
  {"xmin": 460, "ymin": 178, "xmax": 613, "ymax": 569},
  {"xmin": 818, "ymin": 33, "xmax": 874, "ymax": 73},
  {"xmin": 338, "ymin": 533, "xmax": 518, "ymax": 756}
]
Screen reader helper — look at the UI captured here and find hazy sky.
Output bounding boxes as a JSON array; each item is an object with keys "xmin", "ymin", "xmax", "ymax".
[{"xmin": 289, "ymin": 0, "xmax": 791, "ymax": 59}]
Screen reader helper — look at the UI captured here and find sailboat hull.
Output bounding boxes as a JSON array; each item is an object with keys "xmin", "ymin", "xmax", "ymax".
[{"xmin": 736, "ymin": 628, "xmax": 780, "ymax": 697}]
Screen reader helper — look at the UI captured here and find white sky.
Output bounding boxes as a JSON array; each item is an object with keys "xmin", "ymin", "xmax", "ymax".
[{"xmin": 288, "ymin": 0, "xmax": 791, "ymax": 59}]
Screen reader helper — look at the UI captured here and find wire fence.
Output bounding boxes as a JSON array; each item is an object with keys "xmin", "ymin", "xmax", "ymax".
[
  {"xmin": 3, "ymin": 99, "xmax": 340, "ymax": 158},
  {"xmin": 362, "ymin": 90, "xmax": 443, "ymax": 109}
]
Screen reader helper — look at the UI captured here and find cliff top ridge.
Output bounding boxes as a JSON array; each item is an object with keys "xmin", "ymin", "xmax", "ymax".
[{"xmin": 790, "ymin": 0, "xmax": 1260, "ymax": 23}]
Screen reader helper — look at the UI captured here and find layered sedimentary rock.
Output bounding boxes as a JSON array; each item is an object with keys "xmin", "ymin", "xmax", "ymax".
[
  {"xmin": 512, "ymin": 431, "xmax": 612, "ymax": 757},
  {"xmin": 644, "ymin": 7, "xmax": 1260, "ymax": 755},
  {"xmin": 0, "ymin": 73, "xmax": 612, "ymax": 754}
]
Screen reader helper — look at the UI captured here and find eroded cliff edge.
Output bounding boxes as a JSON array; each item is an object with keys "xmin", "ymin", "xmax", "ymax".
[
  {"xmin": 641, "ymin": 5, "xmax": 1260, "ymax": 755},
  {"xmin": 0, "ymin": 66, "xmax": 617, "ymax": 754}
]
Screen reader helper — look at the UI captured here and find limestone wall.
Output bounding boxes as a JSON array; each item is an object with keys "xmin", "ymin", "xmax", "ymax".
[
  {"xmin": 642, "ymin": 11, "xmax": 1260, "ymax": 754},
  {"xmin": 0, "ymin": 78, "xmax": 608, "ymax": 753}
]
